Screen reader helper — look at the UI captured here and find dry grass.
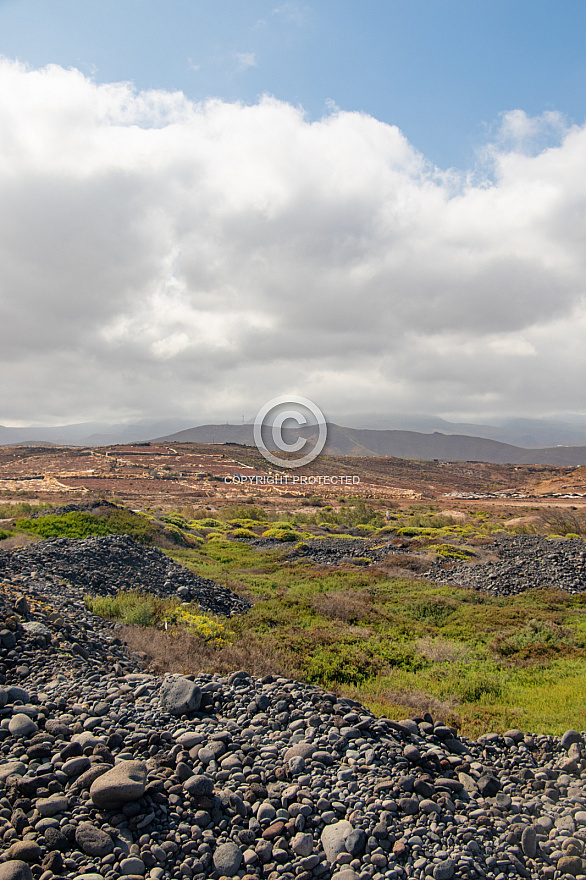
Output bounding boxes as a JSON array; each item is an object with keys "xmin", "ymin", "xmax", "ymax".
[
  {"xmin": 539, "ymin": 507, "xmax": 586, "ymax": 537},
  {"xmin": 414, "ymin": 636, "xmax": 472, "ymax": 664},
  {"xmin": 0, "ymin": 533, "xmax": 42, "ymax": 550},
  {"xmin": 384, "ymin": 689, "xmax": 459, "ymax": 721},
  {"xmin": 310, "ymin": 590, "xmax": 374, "ymax": 623},
  {"xmin": 120, "ymin": 625, "xmax": 290, "ymax": 679},
  {"xmin": 376, "ymin": 554, "xmax": 432, "ymax": 575}
]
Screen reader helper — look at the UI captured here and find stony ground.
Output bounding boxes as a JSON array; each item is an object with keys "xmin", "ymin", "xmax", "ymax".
[
  {"xmin": 0, "ymin": 536, "xmax": 249, "ymax": 616},
  {"xmin": 277, "ymin": 533, "xmax": 586, "ymax": 598},
  {"xmin": 428, "ymin": 536, "xmax": 586, "ymax": 597},
  {"xmin": 0, "ymin": 540, "xmax": 586, "ymax": 880},
  {"xmin": 285, "ymin": 540, "xmax": 401, "ymax": 568}
]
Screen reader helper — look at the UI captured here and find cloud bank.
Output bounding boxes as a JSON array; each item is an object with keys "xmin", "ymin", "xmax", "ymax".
[{"xmin": 1, "ymin": 59, "xmax": 585, "ymax": 426}]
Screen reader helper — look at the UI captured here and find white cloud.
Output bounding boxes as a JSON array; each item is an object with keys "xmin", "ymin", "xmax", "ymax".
[
  {"xmin": 0, "ymin": 59, "xmax": 585, "ymax": 426},
  {"xmin": 234, "ymin": 52, "xmax": 257, "ymax": 72}
]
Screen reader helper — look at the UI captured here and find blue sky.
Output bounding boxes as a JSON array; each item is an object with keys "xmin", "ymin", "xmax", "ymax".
[
  {"xmin": 1, "ymin": 0, "xmax": 585, "ymax": 169},
  {"xmin": 1, "ymin": 1, "xmax": 586, "ymax": 426}
]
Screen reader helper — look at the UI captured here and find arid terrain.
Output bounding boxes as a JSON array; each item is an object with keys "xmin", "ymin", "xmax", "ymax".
[{"xmin": 2, "ymin": 443, "xmax": 586, "ymax": 515}]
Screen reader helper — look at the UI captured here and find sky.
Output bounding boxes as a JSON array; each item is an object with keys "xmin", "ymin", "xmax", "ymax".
[{"xmin": 1, "ymin": 0, "xmax": 586, "ymax": 427}]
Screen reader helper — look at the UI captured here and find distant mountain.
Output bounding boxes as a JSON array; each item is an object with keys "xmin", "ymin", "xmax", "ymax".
[
  {"xmin": 0, "ymin": 419, "xmax": 196, "ymax": 447},
  {"xmin": 155, "ymin": 422, "xmax": 586, "ymax": 467},
  {"xmin": 338, "ymin": 414, "xmax": 586, "ymax": 448},
  {"xmin": 3, "ymin": 413, "xmax": 586, "ymax": 463}
]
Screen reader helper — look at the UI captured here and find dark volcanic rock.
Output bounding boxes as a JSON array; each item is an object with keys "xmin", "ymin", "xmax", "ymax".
[
  {"xmin": 0, "ymin": 534, "xmax": 249, "ymax": 615},
  {"xmin": 159, "ymin": 674, "xmax": 202, "ymax": 715},
  {"xmin": 428, "ymin": 534, "xmax": 586, "ymax": 595}
]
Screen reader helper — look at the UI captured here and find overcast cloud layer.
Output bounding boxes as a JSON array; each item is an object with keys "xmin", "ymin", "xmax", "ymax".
[{"xmin": 1, "ymin": 59, "xmax": 585, "ymax": 426}]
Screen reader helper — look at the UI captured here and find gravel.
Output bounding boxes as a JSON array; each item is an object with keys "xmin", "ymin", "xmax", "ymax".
[
  {"xmin": 428, "ymin": 534, "xmax": 586, "ymax": 596},
  {"xmin": 0, "ymin": 535, "xmax": 250, "ymax": 615}
]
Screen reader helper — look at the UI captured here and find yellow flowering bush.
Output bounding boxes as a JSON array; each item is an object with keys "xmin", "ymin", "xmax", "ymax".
[{"xmin": 167, "ymin": 605, "xmax": 233, "ymax": 646}]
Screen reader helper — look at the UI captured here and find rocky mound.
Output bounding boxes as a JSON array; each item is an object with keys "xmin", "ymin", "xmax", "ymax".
[
  {"xmin": 25, "ymin": 501, "xmax": 121, "ymax": 520},
  {"xmin": 0, "ymin": 535, "xmax": 250, "ymax": 616},
  {"xmin": 0, "ymin": 568, "xmax": 585, "ymax": 880},
  {"xmin": 288, "ymin": 539, "xmax": 395, "ymax": 567},
  {"xmin": 247, "ymin": 537, "xmax": 405, "ymax": 567},
  {"xmin": 428, "ymin": 535, "xmax": 586, "ymax": 597}
]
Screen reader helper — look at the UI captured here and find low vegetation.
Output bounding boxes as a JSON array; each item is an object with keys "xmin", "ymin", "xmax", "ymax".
[
  {"xmin": 6, "ymin": 497, "xmax": 586, "ymax": 736},
  {"xmin": 84, "ymin": 591, "xmax": 232, "ymax": 646},
  {"xmin": 1, "ymin": 506, "xmax": 183, "ymax": 546}
]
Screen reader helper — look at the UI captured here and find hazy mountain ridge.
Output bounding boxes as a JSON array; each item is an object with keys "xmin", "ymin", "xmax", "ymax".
[
  {"xmin": 3, "ymin": 415, "xmax": 586, "ymax": 466},
  {"xmin": 155, "ymin": 422, "xmax": 586, "ymax": 467}
]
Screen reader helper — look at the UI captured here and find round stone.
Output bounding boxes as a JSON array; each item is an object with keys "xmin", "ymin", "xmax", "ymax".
[
  {"xmin": 89, "ymin": 760, "xmax": 147, "ymax": 808},
  {"xmin": 0, "ymin": 862, "xmax": 33, "ymax": 880},
  {"xmin": 8, "ymin": 714, "xmax": 37, "ymax": 738},
  {"xmin": 212, "ymin": 842, "xmax": 243, "ymax": 876}
]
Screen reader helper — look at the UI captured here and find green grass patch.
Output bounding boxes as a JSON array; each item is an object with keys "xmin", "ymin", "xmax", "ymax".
[{"xmin": 16, "ymin": 509, "xmax": 159, "ymax": 544}]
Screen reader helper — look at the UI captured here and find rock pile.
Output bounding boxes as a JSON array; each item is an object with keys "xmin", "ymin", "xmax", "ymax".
[
  {"xmin": 26, "ymin": 502, "xmax": 121, "ymax": 521},
  {"xmin": 1, "ymin": 574, "xmax": 586, "ymax": 880},
  {"xmin": 0, "ymin": 536, "xmax": 249, "ymax": 616},
  {"xmin": 428, "ymin": 535, "xmax": 586, "ymax": 597},
  {"xmin": 287, "ymin": 539, "xmax": 396, "ymax": 567}
]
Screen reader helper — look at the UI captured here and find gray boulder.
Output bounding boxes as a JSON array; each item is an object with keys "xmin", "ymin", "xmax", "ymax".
[
  {"xmin": 561, "ymin": 730, "xmax": 583, "ymax": 750},
  {"xmin": 0, "ymin": 762, "xmax": 26, "ymax": 784},
  {"xmin": 75, "ymin": 822, "xmax": 114, "ymax": 857},
  {"xmin": 0, "ymin": 861, "xmax": 33, "ymax": 880},
  {"xmin": 89, "ymin": 760, "xmax": 147, "ymax": 808},
  {"xmin": 477, "ymin": 774, "xmax": 500, "ymax": 797},
  {"xmin": 6, "ymin": 687, "xmax": 29, "ymax": 703},
  {"xmin": 159, "ymin": 675, "xmax": 201, "ymax": 715},
  {"xmin": 8, "ymin": 714, "xmax": 37, "ymax": 738},
  {"xmin": 212, "ymin": 842, "xmax": 242, "ymax": 876},
  {"xmin": 321, "ymin": 820, "xmax": 353, "ymax": 864},
  {"xmin": 184, "ymin": 774, "xmax": 214, "ymax": 797},
  {"xmin": 291, "ymin": 832, "xmax": 313, "ymax": 857},
  {"xmin": 345, "ymin": 829, "xmax": 366, "ymax": 856},
  {"xmin": 521, "ymin": 825, "xmax": 537, "ymax": 859},
  {"xmin": 4, "ymin": 843, "xmax": 41, "ymax": 864},
  {"xmin": 434, "ymin": 860, "xmax": 456, "ymax": 880}
]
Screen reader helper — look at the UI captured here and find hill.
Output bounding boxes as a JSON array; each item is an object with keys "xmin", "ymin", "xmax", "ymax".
[{"xmin": 154, "ymin": 422, "xmax": 586, "ymax": 466}]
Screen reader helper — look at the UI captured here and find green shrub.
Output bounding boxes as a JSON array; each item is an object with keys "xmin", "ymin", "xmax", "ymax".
[
  {"xmin": 18, "ymin": 512, "xmax": 114, "ymax": 539},
  {"xmin": 0, "ymin": 528, "xmax": 11, "ymax": 540},
  {"xmin": 262, "ymin": 527, "xmax": 300, "ymax": 542},
  {"xmin": 433, "ymin": 544, "xmax": 475, "ymax": 561},
  {"xmin": 459, "ymin": 673, "xmax": 503, "ymax": 703},
  {"xmin": 0, "ymin": 502, "xmax": 52, "ymax": 519},
  {"xmin": 17, "ymin": 509, "xmax": 158, "ymax": 544},
  {"xmin": 85, "ymin": 590, "xmax": 231, "ymax": 644},
  {"xmin": 408, "ymin": 599, "xmax": 455, "ymax": 624},
  {"xmin": 161, "ymin": 513, "xmax": 188, "ymax": 528},
  {"xmin": 85, "ymin": 591, "xmax": 163, "ymax": 627},
  {"xmin": 232, "ymin": 528, "xmax": 256, "ymax": 539}
]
